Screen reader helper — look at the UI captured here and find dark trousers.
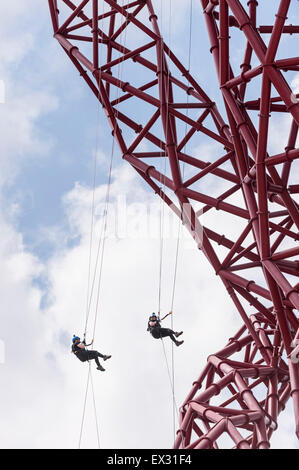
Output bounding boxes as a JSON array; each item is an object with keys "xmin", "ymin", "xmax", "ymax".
[
  {"xmin": 151, "ymin": 327, "xmax": 176, "ymax": 343},
  {"xmin": 86, "ymin": 350, "xmax": 105, "ymax": 367}
]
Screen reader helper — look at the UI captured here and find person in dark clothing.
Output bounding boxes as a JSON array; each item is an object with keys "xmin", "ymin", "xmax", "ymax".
[
  {"xmin": 147, "ymin": 313, "xmax": 184, "ymax": 346},
  {"xmin": 71, "ymin": 335, "xmax": 111, "ymax": 371}
]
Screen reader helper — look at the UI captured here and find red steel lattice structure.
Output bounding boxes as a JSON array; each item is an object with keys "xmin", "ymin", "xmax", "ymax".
[{"xmin": 48, "ymin": 0, "xmax": 299, "ymax": 448}]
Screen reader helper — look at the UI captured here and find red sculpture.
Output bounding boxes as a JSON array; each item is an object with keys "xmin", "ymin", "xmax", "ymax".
[{"xmin": 48, "ymin": 0, "xmax": 299, "ymax": 449}]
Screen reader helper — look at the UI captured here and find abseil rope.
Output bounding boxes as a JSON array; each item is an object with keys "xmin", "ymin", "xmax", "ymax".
[
  {"xmin": 79, "ymin": 0, "xmax": 129, "ymax": 448},
  {"xmin": 157, "ymin": 0, "xmax": 194, "ymax": 445},
  {"xmin": 78, "ymin": 362, "xmax": 91, "ymax": 448},
  {"xmin": 157, "ymin": 0, "xmax": 180, "ymax": 444},
  {"xmin": 79, "ymin": 145, "xmax": 113, "ymax": 449},
  {"xmin": 78, "ymin": 364, "xmax": 101, "ymax": 448},
  {"xmin": 169, "ymin": 0, "xmax": 193, "ymax": 442},
  {"xmin": 90, "ymin": 366, "xmax": 101, "ymax": 448}
]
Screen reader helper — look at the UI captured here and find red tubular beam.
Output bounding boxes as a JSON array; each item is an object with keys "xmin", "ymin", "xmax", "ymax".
[
  {"xmin": 263, "ymin": 260, "xmax": 299, "ymax": 311},
  {"xmin": 226, "ymin": 420, "xmax": 251, "ymax": 449},
  {"xmin": 104, "ymin": 0, "xmax": 158, "ymax": 40},
  {"xmin": 65, "ymin": 2, "xmax": 142, "ymax": 33},
  {"xmin": 48, "ymin": 0, "xmax": 59, "ymax": 32},
  {"xmin": 100, "ymin": 40, "xmax": 156, "ymax": 72},
  {"xmin": 58, "ymin": 0, "xmax": 89, "ymax": 34},
  {"xmin": 181, "ymin": 187, "xmax": 249, "ymax": 219},
  {"xmin": 220, "ymin": 222, "xmax": 252, "ymax": 268},
  {"xmin": 269, "ymin": 220, "xmax": 298, "ymax": 243},
  {"xmin": 220, "ymin": 270, "xmax": 276, "ymax": 303},
  {"xmin": 174, "ymin": 405, "xmax": 194, "ymax": 449},
  {"xmin": 192, "ymin": 371, "xmax": 235, "ymax": 404},
  {"xmin": 195, "ymin": 421, "xmax": 226, "ymax": 449},
  {"xmin": 256, "ymin": 72, "xmax": 271, "ymax": 260},
  {"xmin": 179, "ymin": 151, "xmax": 238, "ymax": 184},
  {"xmin": 111, "ymin": 79, "xmax": 157, "ymax": 106},
  {"xmin": 183, "ymin": 152, "xmax": 233, "ymax": 187},
  {"xmin": 266, "ymin": 148, "xmax": 299, "ymax": 166},
  {"xmin": 259, "ymin": 25, "xmax": 299, "ymax": 34},
  {"xmin": 110, "ymin": 3, "xmax": 145, "ymax": 42},
  {"xmin": 276, "ymin": 57, "xmax": 299, "ymax": 68},
  {"xmin": 267, "ymin": 375, "xmax": 279, "ymax": 429},
  {"xmin": 181, "ymin": 363, "xmax": 213, "ymax": 409},
  {"xmin": 127, "ymin": 109, "xmax": 160, "ymax": 154},
  {"xmin": 226, "ymin": 0, "xmax": 299, "ymax": 124},
  {"xmin": 219, "ymin": 0, "xmax": 229, "ymax": 87},
  {"xmin": 92, "ymin": 0, "xmax": 99, "ymax": 71},
  {"xmin": 205, "ymin": 0, "xmax": 219, "ymax": 15},
  {"xmin": 214, "ymin": 335, "xmax": 253, "ymax": 359},
  {"xmin": 265, "ymin": 1, "xmax": 291, "ymax": 63},
  {"xmin": 271, "ymin": 247, "xmax": 299, "ymax": 262},
  {"xmin": 225, "ymin": 65, "xmax": 262, "ymax": 89},
  {"xmin": 177, "ymin": 108, "xmax": 210, "ymax": 152},
  {"xmin": 124, "ymin": 154, "xmax": 174, "ymax": 190}
]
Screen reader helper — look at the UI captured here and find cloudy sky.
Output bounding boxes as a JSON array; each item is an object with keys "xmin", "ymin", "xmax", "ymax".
[{"xmin": 0, "ymin": 0, "xmax": 298, "ymax": 449}]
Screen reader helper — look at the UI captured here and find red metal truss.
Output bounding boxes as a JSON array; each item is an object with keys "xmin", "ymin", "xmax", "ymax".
[{"xmin": 48, "ymin": 0, "xmax": 299, "ymax": 448}]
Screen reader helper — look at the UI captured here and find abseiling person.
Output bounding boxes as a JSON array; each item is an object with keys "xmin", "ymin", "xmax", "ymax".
[
  {"xmin": 71, "ymin": 335, "xmax": 112, "ymax": 371},
  {"xmin": 147, "ymin": 313, "xmax": 184, "ymax": 346}
]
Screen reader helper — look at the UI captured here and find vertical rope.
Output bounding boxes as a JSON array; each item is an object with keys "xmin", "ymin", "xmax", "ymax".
[
  {"xmin": 84, "ymin": 0, "xmax": 107, "ymax": 340},
  {"xmin": 90, "ymin": 367, "xmax": 101, "ymax": 448},
  {"xmin": 91, "ymin": 138, "xmax": 115, "ymax": 342},
  {"xmin": 167, "ymin": 0, "xmax": 176, "ymax": 443},
  {"xmin": 161, "ymin": 0, "xmax": 194, "ymax": 445},
  {"xmin": 157, "ymin": 0, "xmax": 178, "ymax": 444},
  {"xmin": 79, "ymin": 0, "xmax": 128, "ymax": 448},
  {"xmin": 84, "ymin": 84, "xmax": 101, "ymax": 340},
  {"xmin": 90, "ymin": 0, "xmax": 128, "ymax": 344},
  {"xmin": 160, "ymin": 336, "xmax": 185, "ymax": 446},
  {"xmin": 78, "ymin": 363, "xmax": 91, "ymax": 448}
]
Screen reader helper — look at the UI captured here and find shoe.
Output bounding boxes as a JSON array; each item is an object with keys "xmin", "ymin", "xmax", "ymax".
[
  {"xmin": 97, "ymin": 365, "xmax": 105, "ymax": 371},
  {"xmin": 175, "ymin": 331, "xmax": 183, "ymax": 338},
  {"xmin": 175, "ymin": 340, "xmax": 184, "ymax": 347},
  {"xmin": 103, "ymin": 355, "xmax": 111, "ymax": 361}
]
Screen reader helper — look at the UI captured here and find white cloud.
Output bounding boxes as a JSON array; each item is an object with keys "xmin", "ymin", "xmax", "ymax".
[
  {"xmin": 0, "ymin": 163, "xmax": 240, "ymax": 448},
  {"xmin": 35, "ymin": 164, "xmax": 243, "ymax": 448},
  {"xmin": 0, "ymin": 1, "xmax": 60, "ymax": 189},
  {"xmin": 0, "ymin": 2, "xmax": 36, "ymax": 67},
  {"xmin": 0, "ymin": 86, "xmax": 58, "ymax": 185}
]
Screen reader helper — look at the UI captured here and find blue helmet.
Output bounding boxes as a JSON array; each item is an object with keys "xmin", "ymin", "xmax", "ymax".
[{"xmin": 72, "ymin": 335, "xmax": 80, "ymax": 344}]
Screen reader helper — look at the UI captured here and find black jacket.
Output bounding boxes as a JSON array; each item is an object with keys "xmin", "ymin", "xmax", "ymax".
[
  {"xmin": 147, "ymin": 318, "xmax": 161, "ymax": 333},
  {"xmin": 72, "ymin": 342, "xmax": 88, "ymax": 361}
]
